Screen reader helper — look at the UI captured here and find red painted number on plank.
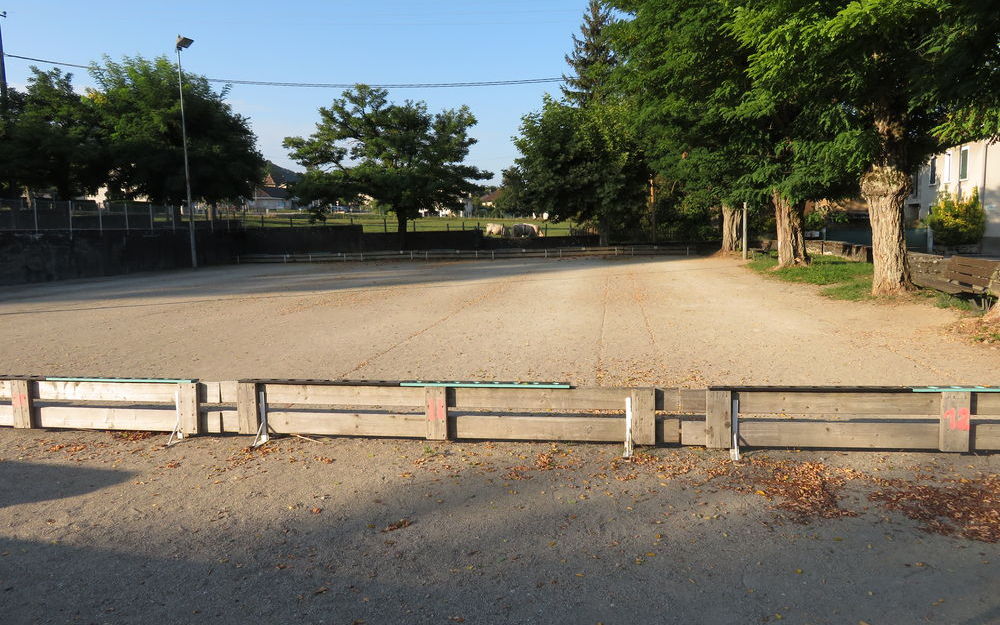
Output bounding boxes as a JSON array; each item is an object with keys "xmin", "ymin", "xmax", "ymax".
[{"xmin": 943, "ymin": 407, "xmax": 971, "ymax": 432}]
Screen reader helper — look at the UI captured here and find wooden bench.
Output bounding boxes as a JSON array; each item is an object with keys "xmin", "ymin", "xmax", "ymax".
[{"xmin": 914, "ymin": 255, "xmax": 1000, "ymax": 299}]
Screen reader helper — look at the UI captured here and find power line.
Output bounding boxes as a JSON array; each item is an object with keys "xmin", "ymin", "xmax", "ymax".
[{"xmin": 3, "ymin": 52, "xmax": 564, "ymax": 89}]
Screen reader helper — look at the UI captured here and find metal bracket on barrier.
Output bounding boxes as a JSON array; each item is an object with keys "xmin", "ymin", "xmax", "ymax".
[
  {"xmin": 730, "ymin": 394, "xmax": 741, "ymax": 462},
  {"xmin": 166, "ymin": 389, "xmax": 185, "ymax": 447},
  {"xmin": 251, "ymin": 388, "xmax": 270, "ymax": 448},
  {"xmin": 623, "ymin": 396, "xmax": 634, "ymax": 459}
]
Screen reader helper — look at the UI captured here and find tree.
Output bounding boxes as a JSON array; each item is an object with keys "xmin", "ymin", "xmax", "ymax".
[
  {"xmin": 493, "ymin": 167, "xmax": 529, "ymax": 216},
  {"xmin": 284, "ymin": 85, "xmax": 491, "ymax": 246},
  {"xmin": 89, "ymin": 56, "xmax": 263, "ymax": 211},
  {"xmin": 729, "ymin": 1, "xmax": 1000, "ymax": 295},
  {"xmin": 0, "ymin": 68, "xmax": 106, "ymax": 201},
  {"xmin": 562, "ymin": 0, "xmax": 618, "ymax": 107},
  {"xmin": 514, "ymin": 96, "xmax": 648, "ymax": 244},
  {"xmin": 608, "ymin": 0, "xmax": 865, "ymax": 266}
]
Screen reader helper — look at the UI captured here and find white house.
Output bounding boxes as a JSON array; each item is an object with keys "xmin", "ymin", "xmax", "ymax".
[{"xmin": 909, "ymin": 140, "xmax": 1000, "ymax": 252}]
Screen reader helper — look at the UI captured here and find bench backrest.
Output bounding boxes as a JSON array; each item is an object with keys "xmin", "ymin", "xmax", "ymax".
[{"xmin": 946, "ymin": 256, "xmax": 1000, "ymax": 294}]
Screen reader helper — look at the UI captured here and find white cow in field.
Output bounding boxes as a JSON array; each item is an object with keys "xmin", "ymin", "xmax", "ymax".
[
  {"xmin": 484, "ymin": 223, "xmax": 506, "ymax": 237},
  {"xmin": 510, "ymin": 223, "xmax": 544, "ymax": 238}
]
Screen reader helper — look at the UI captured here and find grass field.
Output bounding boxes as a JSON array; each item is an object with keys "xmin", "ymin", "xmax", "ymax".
[{"xmin": 235, "ymin": 212, "xmax": 582, "ymax": 235}]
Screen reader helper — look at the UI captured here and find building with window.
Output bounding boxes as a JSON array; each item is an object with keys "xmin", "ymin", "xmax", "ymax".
[{"xmin": 908, "ymin": 140, "xmax": 1000, "ymax": 252}]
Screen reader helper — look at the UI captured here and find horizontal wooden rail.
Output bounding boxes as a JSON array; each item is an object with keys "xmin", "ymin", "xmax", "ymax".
[{"xmin": 1, "ymin": 378, "xmax": 998, "ymax": 452}]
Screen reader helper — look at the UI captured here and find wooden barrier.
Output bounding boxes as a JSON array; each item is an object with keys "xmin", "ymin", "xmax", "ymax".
[{"xmin": 0, "ymin": 377, "xmax": 998, "ymax": 452}]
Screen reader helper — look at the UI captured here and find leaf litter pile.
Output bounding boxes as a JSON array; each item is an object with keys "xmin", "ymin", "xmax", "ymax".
[
  {"xmin": 869, "ymin": 474, "xmax": 1000, "ymax": 542},
  {"xmin": 707, "ymin": 456, "xmax": 863, "ymax": 522}
]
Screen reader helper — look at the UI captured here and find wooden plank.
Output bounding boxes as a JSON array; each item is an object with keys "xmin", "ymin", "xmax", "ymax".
[
  {"xmin": 451, "ymin": 387, "xmax": 626, "ymax": 411},
  {"xmin": 738, "ymin": 392, "xmax": 936, "ymax": 415},
  {"xmin": 266, "ymin": 411, "xmax": 425, "ymax": 437},
  {"xmin": 453, "ymin": 414, "xmax": 623, "ymax": 442},
  {"xmin": 973, "ymin": 393, "xmax": 1000, "ymax": 415},
  {"xmin": 705, "ymin": 390, "xmax": 731, "ymax": 449},
  {"xmin": 200, "ymin": 410, "xmax": 239, "ymax": 434},
  {"xmin": 656, "ymin": 388, "xmax": 706, "ymax": 413},
  {"xmin": 939, "ymin": 392, "xmax": 972, "ymax": 452},
  {"xmin": 0, "ymin": 404, "xmax": 13, "ymax": 426},
  {"xmin": 973, "ymin": 423, "xmax": 1000, "ymax": 451},
  {"xmin": 36, "ymin": 406, "xmax": 175, "ymax": 431},
  {"xmin": 680, "ymin": 419, "xmax": 705, "ymax": 446},
  {"xmin": 630, "ymin": 388, "xmax": 656, "ymax": 445},
  {"xmin": 657, "ymin": 417, "xmax": 681, "ymax": 444},
  {"xmin": 177, "ymin": 382, "xmax": 200, "ymax": 435},
  {"xmin": 0, "ymin": 380, "xmax": 10, "ymax": 400},
  {"xmin": 425, "ymin": 386, "xmax": 448, "ymax": 441},
  {"xmin": 218, "ymin": 380, "xmax": 239, "ymax": 404},
  {"xmin": 738, "ymin": 421, "xmax": 938, "ymax": 449},
  {"xmin": 35, "ymin": 381, "xmax": 180, "ymax": 403},
  {"xmin": 11, "ymin": 379, "xmax": 34, "ymax": 429},
  {"xmin": 952, "ymin": 256, "xmax": 998, "ymax": 272},
  {"xmin": 263, "ymin": 384, "xmax": 424, "ymax": 407},
  {"xmin": 236, "ymin": 382, "xmax": 259, "ymax": 435}
]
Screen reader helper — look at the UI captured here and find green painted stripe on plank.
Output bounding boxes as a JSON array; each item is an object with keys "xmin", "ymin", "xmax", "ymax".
[
  {"xmin": 400, "ymin": 381, "xmax": 571, "ymax": 389},
  {"xmin": 912, "ymin": 386, "xmax": 1000, "ymax": 393}
]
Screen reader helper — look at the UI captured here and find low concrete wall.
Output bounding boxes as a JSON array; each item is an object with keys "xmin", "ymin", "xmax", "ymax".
[
  {"xmin": 0, "ymin": 231, "xmax": 239, "ymax": 286},
  {"xmin": 805, "ymin": 239, "xmax": 873, "ymax": 263}
]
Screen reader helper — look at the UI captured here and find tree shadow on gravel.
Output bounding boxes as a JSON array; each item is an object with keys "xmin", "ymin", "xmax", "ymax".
[
  {"xmin": 0, "ymin": 461, "xmax": 135, "ymax": 508},
  {"xmin": 0, "ymin": 441, "xmax": 997, "ymax": 625}
]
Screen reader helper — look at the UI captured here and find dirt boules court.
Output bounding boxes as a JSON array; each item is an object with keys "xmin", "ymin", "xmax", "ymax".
[{"xmin": 0, "ymin": 256, "xmax": 997, "ymax": 624}]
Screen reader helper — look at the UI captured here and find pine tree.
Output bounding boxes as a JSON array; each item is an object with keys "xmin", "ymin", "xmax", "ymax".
[{"xmin": 561, "ymin": 0, "xmax": 616, "ymax": 107}]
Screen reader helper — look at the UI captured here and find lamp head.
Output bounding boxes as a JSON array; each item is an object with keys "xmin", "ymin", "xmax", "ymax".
[{"xmin": 176, "ymin": 35, "xmax": 194, "ymax": 51}]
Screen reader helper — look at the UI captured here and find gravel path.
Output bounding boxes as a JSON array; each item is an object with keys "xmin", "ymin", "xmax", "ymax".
[{"xmin": 0, "ymin": 255, "xmax": 996, "ymax": 386}]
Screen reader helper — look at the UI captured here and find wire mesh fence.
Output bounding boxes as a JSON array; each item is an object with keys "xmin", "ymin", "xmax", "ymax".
[
  {"xmin": 0, "ymin": 200, "xmax": 587, "ymax": 237},
  {"xmin": 0, "ymin": 199, "xmax": 245, "ymax": 233}
]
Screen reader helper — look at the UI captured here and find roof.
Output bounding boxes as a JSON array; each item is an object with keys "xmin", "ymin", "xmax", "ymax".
[
  {"xmin": 254, "ymin": 186, "xmax": 291, "ymax": 200},
  {"xmin": 480, "ymin": 189, "xmax": 503, "ymax": 203}
]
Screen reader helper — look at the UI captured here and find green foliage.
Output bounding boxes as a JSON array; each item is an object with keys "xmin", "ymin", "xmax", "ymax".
[
  {"xmin": 0, "ymin": 68, "xmax": 106, "ymax": 199},
  {"xmin": 927, "ymin": 187, "xmax": 985, "ymax": 246},
  {"xmin": 493, "ymin": 167, "xmax": 529, "ymax": 217},
  {"xmin": 513, "ymin": 96, "xmax": 648, "ymax": 242},
  {"xmin": 89, "ymin": 56, "xmax": 263, "ymax": 206},
  {"xmin": 562, "ymin": 0, "xmax": 617, "ymax": 107},
  {"xmin": 284, "ymin": 85, "xmax": 491, "ymax": 241}
]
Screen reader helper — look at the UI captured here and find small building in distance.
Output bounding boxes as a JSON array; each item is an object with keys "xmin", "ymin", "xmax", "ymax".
[{"xmin": 908, "ymin": 140, "xmax": 1000, "ymax": 252}]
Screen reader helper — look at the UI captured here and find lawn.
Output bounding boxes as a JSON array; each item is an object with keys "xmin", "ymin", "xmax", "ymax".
[
  {"xmin": 747, "ymin": 252, "xmax": 874, "ymax": 301},
  {"xmin": 234, "ymin": 211, "xmax": 581, "ymax": 235},
  {"xmin": 748, "ymin": 251, "xmax": 988, "ymax": 312}
]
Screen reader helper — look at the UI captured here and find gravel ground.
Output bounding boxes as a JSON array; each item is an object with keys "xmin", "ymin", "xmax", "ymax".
[
  {"xmin": 1, "ymin": 255, "xmax": 998, "ymax": 625},
  {"xmin": 0, "ymin": 255, "xmax": 997, "ymax": 385},
  {"xmin": 0, "ymin": 432, "xmax": 996, "ymax": 625}
]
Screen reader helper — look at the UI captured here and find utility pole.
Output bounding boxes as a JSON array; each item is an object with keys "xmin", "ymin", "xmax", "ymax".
[
  {"xmin": 176, "ymin": 35, "xmax": 197, "ymax": 268},
  {"xmin": 0, "ymin": 11, "xmax": 9, "ymax": 114}
]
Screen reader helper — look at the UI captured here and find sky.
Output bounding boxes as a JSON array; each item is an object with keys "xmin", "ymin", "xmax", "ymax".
[{"xmin": 0, "ymin": 1, "xmax": 591, "ymax": 184}]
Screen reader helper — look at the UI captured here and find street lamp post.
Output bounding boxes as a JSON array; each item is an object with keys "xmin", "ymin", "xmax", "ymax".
[{"xmin": 176, "ymin": 35, "xmax": 197, "ymax": 268}]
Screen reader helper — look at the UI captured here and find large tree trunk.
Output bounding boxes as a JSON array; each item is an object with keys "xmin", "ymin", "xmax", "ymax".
[
  {"xmin": 860, "ymin": 164, "xmax": 912, "ymax": 296},
  {"xmin": 721, "ymin": 204, "xmax": 740, "ymax": 253},
  {"xmin": 772, "ymin": 191, "xmax": 809, "ymax": 268}
]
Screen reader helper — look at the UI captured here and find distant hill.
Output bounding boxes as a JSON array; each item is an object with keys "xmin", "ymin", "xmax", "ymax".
[{"xmin": 264, "ymin": 161, "xmax": 303, "ymax": 187}]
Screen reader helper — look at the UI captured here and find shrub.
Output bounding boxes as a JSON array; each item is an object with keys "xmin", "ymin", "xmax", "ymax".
[{"xmin": 927, "ymin": 187, "xmax": 985, "ymax": 246}]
